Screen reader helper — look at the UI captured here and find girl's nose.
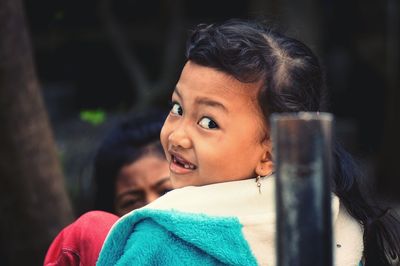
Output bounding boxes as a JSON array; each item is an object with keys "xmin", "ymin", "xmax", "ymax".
[{"xmin": 168, "ymin": 124, "xmax": 192, "ymax": 149}]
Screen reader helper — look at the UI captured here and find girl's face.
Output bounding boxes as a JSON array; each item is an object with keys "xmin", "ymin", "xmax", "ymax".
[{"xmin": 160, "ymin": 61, "xmax": 273, "ymax": 188}]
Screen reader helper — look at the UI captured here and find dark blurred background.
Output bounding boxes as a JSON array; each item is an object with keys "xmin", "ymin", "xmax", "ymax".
[
  {"xmin": 26, "ymin": 0, "xmax": 399, "ymax": 204},
  {"xmin": 0, "ymin": 0, "xmax": 399, "ymax": 265}
]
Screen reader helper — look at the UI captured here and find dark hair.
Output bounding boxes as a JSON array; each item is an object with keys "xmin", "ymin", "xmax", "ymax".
[
  {"xmin": 186, "ymin": 19, "xmax": 400, "ymax": 265},
  {"xmin": 93, "ymin": 110, "xmax": 167, "ymax": 213}
]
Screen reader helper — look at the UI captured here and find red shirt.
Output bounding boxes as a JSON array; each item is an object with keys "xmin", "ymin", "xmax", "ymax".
[{"xmin": 44, "ymin": 211, "xmax": 119, "ymax": 266}]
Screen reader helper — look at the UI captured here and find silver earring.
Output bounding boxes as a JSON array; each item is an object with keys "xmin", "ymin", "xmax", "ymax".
[
  {"xmin": 255, "ymin": 171, "xmax": 274, "ymax": 194},
  {"xmin": 255, "ymin": 175, "xmax": 262, "ymax": 194}
]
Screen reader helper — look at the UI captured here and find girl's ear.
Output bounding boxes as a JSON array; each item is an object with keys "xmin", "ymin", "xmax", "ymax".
[{"xmin": 255, "ymin": 141, "xmax": 274, "ymax": 176}]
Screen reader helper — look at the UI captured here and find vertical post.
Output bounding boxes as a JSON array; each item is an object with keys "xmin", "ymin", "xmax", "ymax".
[{"xmin": 271, "ymin": 112, "xmax": 333, "ymax": 266}]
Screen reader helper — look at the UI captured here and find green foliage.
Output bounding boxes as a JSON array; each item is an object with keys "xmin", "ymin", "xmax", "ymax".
[{"xmin": 80, "ymin": 109, "xmax": 106, "ymax": 125}]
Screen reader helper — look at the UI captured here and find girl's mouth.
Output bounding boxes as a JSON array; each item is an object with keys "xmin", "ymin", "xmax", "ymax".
[{"xmin": 170, "ymin": 154, "xmax": 197, "ymax": 174}]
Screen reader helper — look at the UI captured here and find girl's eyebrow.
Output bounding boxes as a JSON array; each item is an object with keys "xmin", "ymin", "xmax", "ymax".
[
  {"xmin": 174, "ymin": 86, "xmax": 227, "ymax": 113},
  {"xmin": 173, "ymin": 87, "xmax": 182, "ymax": 98},
  {"xmin": 194, "ymin": 97, "xmax": 228, "ymax": 113}
]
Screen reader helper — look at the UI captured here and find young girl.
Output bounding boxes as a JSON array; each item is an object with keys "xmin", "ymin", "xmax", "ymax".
[{"xmin": 47, "ymin": 19, "xmax": 400, "ymax": 266}]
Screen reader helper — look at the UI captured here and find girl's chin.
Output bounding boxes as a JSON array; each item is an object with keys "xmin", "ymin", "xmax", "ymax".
[
  {"xmin": 170, "ymin": 176, "xmax": 193, "ymax": 189},
  {"xmin": 170, "ymin": 174, "xmax": 211, "ymax": 188}
]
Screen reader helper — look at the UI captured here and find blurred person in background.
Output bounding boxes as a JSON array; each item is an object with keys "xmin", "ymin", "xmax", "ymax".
[
  {"xmin": 93, "ymin": 110, "xmax": 172, "ymax": 216},
  {"xmin": 44, "ymin": 110, "xmax": 172, "ymax": 265}
]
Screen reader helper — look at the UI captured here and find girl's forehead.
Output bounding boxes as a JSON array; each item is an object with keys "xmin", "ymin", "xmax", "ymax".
[
  {"xmin": 178, "ymin": 61, "xmax": 262, "ymax": 99},
  {"xmin": 175, "ymin": 61, "xmax": 265, "ymax": 126}
]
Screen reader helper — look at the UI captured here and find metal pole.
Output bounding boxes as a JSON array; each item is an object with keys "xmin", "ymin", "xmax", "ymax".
[{"xmin": 271, "ymin": 112, "xmax": 333, "ymax": 266}]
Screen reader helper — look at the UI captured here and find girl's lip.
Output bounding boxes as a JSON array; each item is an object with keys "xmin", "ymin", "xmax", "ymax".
[{"xmin": 168, "ymin": 151, "xmax": 197, "ymax": 174}]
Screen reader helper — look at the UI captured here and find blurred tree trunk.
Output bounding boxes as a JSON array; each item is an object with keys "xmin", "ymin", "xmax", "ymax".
[{"xmin": 0, "ymin": 0, "xmax": 74, "ymax": 265}]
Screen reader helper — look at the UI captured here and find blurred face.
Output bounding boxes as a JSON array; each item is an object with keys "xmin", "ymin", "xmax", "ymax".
[
  {"xmin": 160, "ymin": 61, "xmax": 273, "ymax": 188},
  {"xmin": 114, "ymin": 153, "xmax": 172, "ymax": 216}
]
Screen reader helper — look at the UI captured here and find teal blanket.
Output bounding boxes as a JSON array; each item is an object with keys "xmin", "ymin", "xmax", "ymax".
[{"xmin": 97, "ymin": 209, "xmax": 257, "ymax": 265}]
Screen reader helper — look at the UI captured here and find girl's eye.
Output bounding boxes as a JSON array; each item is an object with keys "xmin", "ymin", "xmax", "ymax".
[
  {"xmin": 171, "ymin": 102, "xmax": 183, "ymax": 116},
  {"xmin": 198, "ymin": 117, "xmax": 219, "ymax": 129}
]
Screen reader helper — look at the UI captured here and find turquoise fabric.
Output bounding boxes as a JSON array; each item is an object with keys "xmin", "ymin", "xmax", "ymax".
[{"xmin": 97, "ymin": 209, "xmax": 258, "ymax": 266}]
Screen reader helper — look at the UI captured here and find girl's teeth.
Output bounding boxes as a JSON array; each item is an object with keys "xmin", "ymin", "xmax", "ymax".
[
  {"xmin": 172, "ymin": 155, "xmax": 195, "ymax": 169},
  {"xmin": 183, "ymin": 163, "xmax": 195, "ymax": 170}
]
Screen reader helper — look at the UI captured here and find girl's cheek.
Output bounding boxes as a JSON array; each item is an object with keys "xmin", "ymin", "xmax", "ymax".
[
  {"xmin": 160, "ymin": 124, "xmax": 170, "ymax": 148},
  {"xmin": 161, "ymin": 118, "xmax": 178, "ymax": 148}
]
